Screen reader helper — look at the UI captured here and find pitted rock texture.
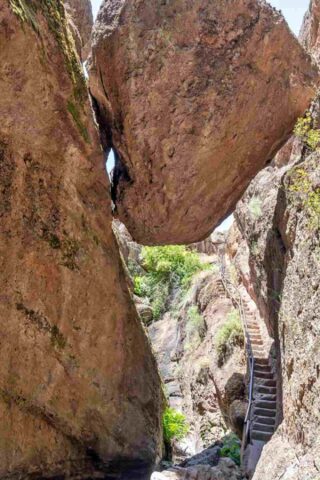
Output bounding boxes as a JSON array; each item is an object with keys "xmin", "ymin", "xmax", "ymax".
[
  {"xmin": 0, "ymin": 2, "xmax": 162, "ymax": 478},
  {"xmin": 300, "ymin": 0, "xmax": 320, "ymax": 64},
  {"xmin": 234, "ymin": 146, "xmax": 320, "ymax": 479},
  {"xmin": 64, "ymin": 0, "xmax": 93, "ymax": 60},
  {"xmin": 89, "ymin": 0, "xmax": 318, "ymax": 245}
]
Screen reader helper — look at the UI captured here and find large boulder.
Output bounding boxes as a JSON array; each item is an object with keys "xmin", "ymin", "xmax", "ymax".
[
  {"xmin": 0, "ymin": 1, "xmax": 162, "ymax": 478},
  {"xmin": 90, "ymin": 0, "xmax": 318, "ymax": 245}
]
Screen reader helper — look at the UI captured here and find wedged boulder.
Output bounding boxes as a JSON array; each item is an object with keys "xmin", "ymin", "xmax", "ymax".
[
  {"xmin": 90, "ymin": 0, "xmax": 318, "ymax": 245},
  {"xmin": 0, "ymin": 2, "xmax": 162, "ymax": 478},
  {"xmin": 64, "ymin": 0, "xmax": 93, "ymax": 60}
]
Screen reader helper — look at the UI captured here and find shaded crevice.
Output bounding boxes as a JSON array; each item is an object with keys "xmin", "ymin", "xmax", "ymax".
[
  {"xmin": 89, "ymin": 92, "xmax": 133, "ymax": 209},
  {"xmin": 111, "ymin": 149, "xmax": 132, "ymax": 208},
  {"xmin": 263, "ymin": 181, "xmax": 290, "ymax": 428}
]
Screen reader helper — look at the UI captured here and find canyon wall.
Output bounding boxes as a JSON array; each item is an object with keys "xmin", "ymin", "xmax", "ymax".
[
  {"xmin": 0, "ymin": 1, "xmax": 162, "ymax": 478},
  {"xmin": 64, "ymin": 0, "xmax": 93, "ymax": 60},
  {"xmin": 231, "ymin": 6, "xmax": 320, "ymax": 471},
  {"xmin": 89, "ymin": 0, "xmax": 318, "ymax": 245},
  {"xmin": 234, "ymin": 133, "xmax": 320, "ymax": 480}
]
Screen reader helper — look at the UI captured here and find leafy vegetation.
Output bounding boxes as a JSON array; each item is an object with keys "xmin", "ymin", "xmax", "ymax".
[
  {"xmin": 294, "ymin": 112, "xmax": 320, "ymax": 151},
  {"xmin": 287, "ymin": 167, "xmax": 320, "ymax": 231},
  {"xmin": 215, "ymin": 309, "xmax": 244, "ymax": 366},
  {"xmin": 163, "ymin": 407, "xmax": 189, "ymax": 443},
  {"xmin": 219, "ymin": 433, "xmax": 241, "ymax": 466},
  {"xmin": 133, "ymin": 246, "xmax": 210, "ymax": 320},
  {"xmin": 184, "ymin": 306, "xmax": 206, "ymax": 352},
  {"xmin": 248, "ymin": 196, "xmax": 263, "ymax": 219}
]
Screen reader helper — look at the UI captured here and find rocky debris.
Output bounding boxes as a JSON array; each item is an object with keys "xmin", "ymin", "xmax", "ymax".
[
  {"xmin": 64, "ymin": 0, "xmax": 93, "ymax": 60},
  {"xmin": 179, "ymin": 444, "xmax": 221, "ymax": 468},
  {"xmin": 0, "ymin": 2, "xmax": 162, "ymax": 478},
  {"xmin": 90, "ymin": 0, "xmax": 318, "ymax": 245},
  {"xmin": 151, "ymin": 458, "xmax": 244, "ymax": 480}
]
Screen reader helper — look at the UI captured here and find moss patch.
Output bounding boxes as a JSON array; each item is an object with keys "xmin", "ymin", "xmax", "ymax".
[
  {"xmin": 61, "ymin": 237, "xmax": 80, "ymax": 271},
  {"xmin": 10, "ymin": 0, "xmax": 87, "ymax": 103},
  {"xmin": 9, "ymin": 0, "xmax": 39, "ymax": 33},
  {"xmin": 67, "ymin": 101, "xmax": 90, "ymax": 144},
  {"xmin": 16, "ymin": 303, "xmax": 67, "ymax": 350},
  {"xmin": 51, "ymin": 325, "xmax": 67, "ymax": 349},
  {"xmin": 10, "ymin": 0, "xmax": 90, "ymax": 144},
  {"xmin": 287, "ymin": 167, "xmax": 320, "ymax": 231}
]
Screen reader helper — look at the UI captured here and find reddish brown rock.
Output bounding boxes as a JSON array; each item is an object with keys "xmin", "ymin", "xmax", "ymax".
[
  {"xmin": 300, "ymin": 0, "xmax": 320, "ymax": 64},
  {"xmin": 64, "ymin": 0, "xmax": 93, "ymax": 60},
  {"xmin": 90, "ymin": 0, "xmax": 318, "ymax": 245},
  {"xmin": 0, "ymin": 1, "xmax": 162, "ymax": 478}
]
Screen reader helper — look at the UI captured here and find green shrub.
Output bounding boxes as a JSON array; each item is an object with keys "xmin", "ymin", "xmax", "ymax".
[
  {"xmin": 288, "ymin": 167, "xmax": 320, "ymax": 231},
  {"xmin": 294, "ymin": 112, "xmax": 320, "ymax": 151},
  {"xmin": 163, "ymin": 407, "xmax": 189, "ymax": 443},
  {"xmin": 184, "ymin": 306, "xmax": 206, "ymax": 352},
  {"xmin": 215, "ymin": 309, "xmax": 244, "ymax": 365},
  {"xmin": 134, "ymin": 246, "xmax": 210, "ymax": 320},
  {"xmin": 219, "ymin": 433, "xmax": 241, "ymax": 466},
  {"xmin": 142, "ymin": 246, "xmax": 206, "ymax": 286},
  {"xmin": 248, "ymin": 196, "xmax": 262, "ymax": 219}
]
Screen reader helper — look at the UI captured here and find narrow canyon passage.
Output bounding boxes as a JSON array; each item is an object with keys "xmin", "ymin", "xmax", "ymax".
[{"xmin": 0, "ymin": 1, "xmax": 319, "ymax": 479}]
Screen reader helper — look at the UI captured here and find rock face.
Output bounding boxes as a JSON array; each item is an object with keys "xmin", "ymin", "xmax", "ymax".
[
  {"xmin": 300, "ymin": 0, "xmax": 320, "ymax": 64},
  {"xmin": 89, "ymin": 0, "xmax": 318, "ymax": 245},
  {"xmin": 0, "ymin": 2, "xmax": 162, "ymax": 478},
  {"xmin": 233, "ymin": 120, "xmax": 320, "ymax": 479},
  {"xmin": 151, "ymin": 458, "xmax": 244, "ymax": 480},
  {"xmin": 64, "ymin": 0, "xmax": 93, "ymax": 60}
]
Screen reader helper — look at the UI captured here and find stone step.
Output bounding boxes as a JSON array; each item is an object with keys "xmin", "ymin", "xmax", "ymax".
[
  {"xmin": 255, "ymin": 358, "xmax": 269, "ymax": 366},
  {"xmin": 256, "ymin": 385, "xmax": 276, "ymax": 395},
  {"xmin": 253, "ymin": 408, "xmax": 276, "ymax": 418},
  {"xmin": 256, "ymin": 379, "xmax": 276, "ymax": 387},
  {"xmin": 254, "ymin": 371, "xmax": 274, "ymax": 380},
  {"xmin": 252, "ymin": 346, "xmax": 265, "ymax": 352},
  {"xmin": 254, "ymin": 364, "xmax": 272, "ymax": 372},
  {"xmin": 255, "ymin": 400, "xmax": 277, "ymax": 410},
  {"xmin": 250, "ymin": 333, "xmax": 262, "ymax": 339},
  {"xmin": 248, "ymin": 330, "xmax": 260, "ymax": 336},
  {"xmin": 253, "ymin": 423, "xmax": 275, "ymax": 433},
  {"xmin": 252, "ymin": 351, "xmax": 268, "ymax": 359},
  {"xmin": 258, "ymin": 394, "xmax": 277, "ymax": 402},
  {"xmin": 255, "ymin": 416, "xmax": 276, "ymax": 426},
  {"xmin": 251, "ymin": 430, "xmax": 273, "ymax": 442},
  {"xmin": 251, "ymin": 339, "xmax": 263, "ymax": 346}
]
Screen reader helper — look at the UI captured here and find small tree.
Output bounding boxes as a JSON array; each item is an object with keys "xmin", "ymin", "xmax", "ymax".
[{"xmin": 162, "ymin": 407, "xmax": 189, "ymax": 459}]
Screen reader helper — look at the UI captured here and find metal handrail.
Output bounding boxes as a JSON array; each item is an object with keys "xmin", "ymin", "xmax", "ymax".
[{"xmin": 219, "ymin": 261, "xmax": 255, "ymax": 453}]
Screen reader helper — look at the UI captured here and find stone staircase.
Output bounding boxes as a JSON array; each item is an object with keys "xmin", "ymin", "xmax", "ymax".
[
  {"xmin": 241, "ymin": 289, "xmax": 277, "ymax": 478},
  {"xmin": 218, "ymin": 271, "xmax": 278, "ymax": 478}
]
